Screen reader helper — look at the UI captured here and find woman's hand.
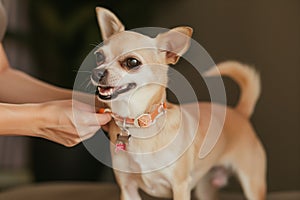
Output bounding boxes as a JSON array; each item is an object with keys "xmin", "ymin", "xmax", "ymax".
[
  {"xmin": 0, "ymin": 44, "xmax": 111, "ymax": 146},
  {"xmin": 0, "ymin": 100, "xmax": 111, "ymax": 147},
  {"xmin": 35, "ymin": 100, "xmax": 111, "ymax": 147}
]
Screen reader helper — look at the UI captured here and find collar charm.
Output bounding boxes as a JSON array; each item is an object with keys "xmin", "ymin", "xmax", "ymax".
[
  {"xmin": 115, "ymin": 130, "xmax": 131, "ymax": 153},
  {"xmin": 98, "ymin": 102, "xmax": 167, "ymax": 153}
]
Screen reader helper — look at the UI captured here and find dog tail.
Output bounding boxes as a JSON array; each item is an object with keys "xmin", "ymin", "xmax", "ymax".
[{"xmin": 204, "ymin": 61, "xmax": 261, "ymax": 118}]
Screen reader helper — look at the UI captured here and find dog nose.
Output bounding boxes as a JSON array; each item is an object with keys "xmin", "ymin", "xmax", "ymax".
[{"xmin": 91, "ymin": 68, "xmax": 108, "ymax": 82}]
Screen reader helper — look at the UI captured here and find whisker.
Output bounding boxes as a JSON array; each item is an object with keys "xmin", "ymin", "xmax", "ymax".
[
  {"xmin": 73, "ymin": 70, "xmax": 92, "ymax": 74},
  {"xmin": 76, "ymin": 76, "xmax": 96, "ymax": 92},
  {"xmin": 90, "ymin": 41, "xmax": 102, "ymax": 48},
  {"xmin": 85, "ymin": 78, "xmax": 92, "ymax": 87},
  {"xmin": 73, "ymin": 65, "xmax": 96, "ymax": 73},
  {"xmin": 90, "ymin": 43, "xmax": 99, "ymax": 48}
]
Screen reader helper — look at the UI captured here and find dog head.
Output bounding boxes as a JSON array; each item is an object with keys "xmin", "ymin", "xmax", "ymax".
[{"xmin": 91, "ymin": 7, "xmax": 192, "ymax": 111}]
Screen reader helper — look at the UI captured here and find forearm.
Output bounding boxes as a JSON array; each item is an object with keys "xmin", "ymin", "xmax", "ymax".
[
  {"xmin": 0, "ymin": 43, "xmax": 73, "ymax": 103},
  {"xmin": 0, "ymin": 103, "xmax": 41, "ymax": 136},
  {"xmin": 0, "ymin": 100, "xmax": 111, "ymax": 146},
  {"xmin": 0, "ymin": 68, "xmax": 72, "ymax": 103}
]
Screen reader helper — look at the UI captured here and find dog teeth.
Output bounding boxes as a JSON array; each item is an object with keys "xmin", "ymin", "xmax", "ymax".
[
  {"xmin": 98, "ymin": 87, "xmax": 114, "ymax": 96},
  {"xmin": 97, "ymin": 83, "xmax": 133, "ymax": 97}
]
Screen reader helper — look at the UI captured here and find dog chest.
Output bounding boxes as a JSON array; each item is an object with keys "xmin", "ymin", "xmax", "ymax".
[
  {"xmin": 112, "ymin": 153, "xmax": 173, "ymax": 198},
  {"xmin": 139, "ymin": 171, "xmax": 173, "ymax": 198}
]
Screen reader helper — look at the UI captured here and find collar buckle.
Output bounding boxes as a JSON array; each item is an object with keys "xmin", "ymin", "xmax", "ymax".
[{"xmin": 134, "ymin": 113, "xmax": 152, "ymax": 128}]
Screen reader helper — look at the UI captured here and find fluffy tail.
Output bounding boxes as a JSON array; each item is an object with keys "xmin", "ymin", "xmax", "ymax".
[{"xmin": 204, "ymin": 61, "xmax": 261, "ymax": 118}]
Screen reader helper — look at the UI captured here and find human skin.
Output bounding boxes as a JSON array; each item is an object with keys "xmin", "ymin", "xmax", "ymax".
[{"xmin": 0, "ymin": 44, "xmax": 111, "ymax": 147}]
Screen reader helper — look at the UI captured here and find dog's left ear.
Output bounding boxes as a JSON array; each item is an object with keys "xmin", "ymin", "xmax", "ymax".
[
  {"xmin": 96, "ymin": 7, "xmax": 125, "ymax": 40},
  {"xmin": 156, "ymin": 26, "xmax": 193, "ymax": 65}
]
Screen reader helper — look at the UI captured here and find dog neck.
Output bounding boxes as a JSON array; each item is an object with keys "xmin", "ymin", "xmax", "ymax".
[
  {"xmin": 106, "ymin": 85, "xmax": 182, "ymax": 154},
  {"xmin": 108, "ymin": 85, "xmax": 166, "ymax": 120}
]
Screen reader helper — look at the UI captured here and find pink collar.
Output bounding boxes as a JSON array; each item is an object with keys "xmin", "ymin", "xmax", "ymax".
[{"xmin": 98, "ymin": 102, "xmax": 167, "ymax": 128}]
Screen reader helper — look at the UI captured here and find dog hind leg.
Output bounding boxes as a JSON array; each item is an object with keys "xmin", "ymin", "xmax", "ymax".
[
  {"xmin": 194, "ymin": 167, "xmax": 229, "ymax": 200},
  {"xmin": 232, "ymin": 143, "xmax": 267, "ymax": 200}
]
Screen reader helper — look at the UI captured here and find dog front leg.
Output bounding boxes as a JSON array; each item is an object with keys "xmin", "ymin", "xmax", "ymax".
[
  {"xmin": 120, "ymin": 185, "xmax": 141, "ymax": 200},
  {"xmin": 172, "ymin": 182, "xmax": 191, "ymax": 200}
]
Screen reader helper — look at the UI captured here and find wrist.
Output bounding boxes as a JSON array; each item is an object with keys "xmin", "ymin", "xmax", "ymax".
[{"xmin": 0, "ymin": 103, "xmax": 43, "ymax": 136}]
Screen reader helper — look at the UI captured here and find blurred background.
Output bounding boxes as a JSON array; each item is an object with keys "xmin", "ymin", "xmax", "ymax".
[{"xmin": 0, "ymin": 0, "xmax": 299, "ymax": 195}]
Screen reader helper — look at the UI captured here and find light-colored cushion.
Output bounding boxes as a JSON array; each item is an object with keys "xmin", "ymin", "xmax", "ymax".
[{"xmin": 0, "ymin": 183, "xmax": 299, "ymax": 200}]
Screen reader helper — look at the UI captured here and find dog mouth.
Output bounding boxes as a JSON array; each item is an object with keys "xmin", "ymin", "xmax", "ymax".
[{"xmin": 96, "ymin": 83, "xmax": 137, "ymax": 100}]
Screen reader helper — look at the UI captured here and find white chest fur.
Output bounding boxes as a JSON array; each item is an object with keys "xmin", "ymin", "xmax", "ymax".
[
  {"xmin": 112, "ymin": 151, "xmax": 173, "ymax": 198},
  {"xmin": 110, "ymin": 103, "xmax": 201, "ymax": 198}
]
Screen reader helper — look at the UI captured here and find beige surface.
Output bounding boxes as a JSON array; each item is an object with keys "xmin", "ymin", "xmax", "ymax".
[{"xmin": 0, "ymin": 183, "xmax": 299, "ymax": 200}]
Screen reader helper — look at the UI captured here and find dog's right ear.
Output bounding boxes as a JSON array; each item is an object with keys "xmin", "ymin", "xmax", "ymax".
[
  {"xmin": 156, "ymin": 26, "xmax": 193, "ymax": 65},
  {"xmin": 96, "ymin": 7, "xmax": 125, "ymax": 40}
]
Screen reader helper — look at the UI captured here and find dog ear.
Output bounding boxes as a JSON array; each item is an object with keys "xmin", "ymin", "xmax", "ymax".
[
  {"xmin": 95, "ymin": 7, "xmax": 125, "ymax": 40},
  {"xmin": 156, "ymin": 27, "xmax": 193, "ymax": 65}
]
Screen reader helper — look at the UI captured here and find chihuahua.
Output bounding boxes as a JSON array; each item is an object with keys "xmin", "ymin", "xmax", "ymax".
[{"xmin": 91, "ymin": 7, "xmax": 266, "ymax": 200}]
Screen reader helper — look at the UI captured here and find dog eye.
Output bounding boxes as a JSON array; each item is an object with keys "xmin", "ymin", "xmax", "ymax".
[
  {"xmin": 95, "ymin": 51, "xmax": 105, "ymax": 65},
  {"xmin": 122, "ymin": 58, "xmax": 141, "ymax": 70}
]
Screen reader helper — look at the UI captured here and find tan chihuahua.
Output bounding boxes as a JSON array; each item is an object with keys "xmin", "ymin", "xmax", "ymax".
[{"xmin": 91, "ymin": 7, "xmax": 266, "ymax": 200}]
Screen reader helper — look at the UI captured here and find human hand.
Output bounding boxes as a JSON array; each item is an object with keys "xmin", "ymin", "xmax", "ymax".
[{"xmin": 36, "ymin": 100, "xmax": 111, "ymax": 147}]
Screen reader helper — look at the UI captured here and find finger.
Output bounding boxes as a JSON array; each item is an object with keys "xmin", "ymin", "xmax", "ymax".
[
  {"xmin": 76, "ymin": 123, "xmax": 98, "ymax": 136},
  {"xmin": 72, "ymin": 91, "xmax": 96, "ymax": 105},
  {"xmin": 78, "ymin": 125, "xmax": 104, "ymax": 142},
  {"xmin": 73, "ymin": 112, "xmax": 111, "ymax": 127},
  {"xmin": 101, "ymin": 124, "xmax": 109, "ymax": 132},
  {"xmin": 80, "ymin": 131, "xmax": 97, "ymax": 142},
  {"xmin": 96, "ymin": 113, "xmax": 112, "ymax": 125},
  {"xmin": 72, "ymin": 100, "xmax": 95, "ymax": 112}
]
